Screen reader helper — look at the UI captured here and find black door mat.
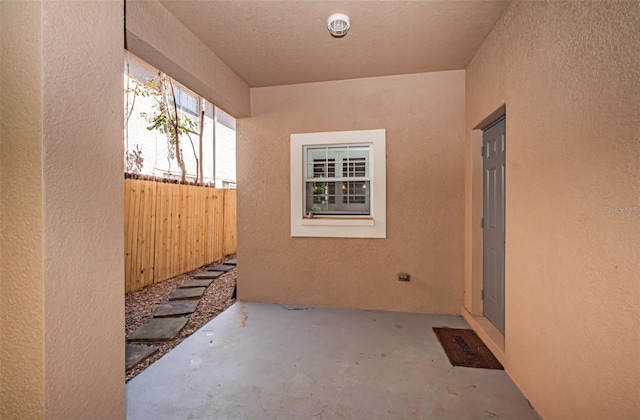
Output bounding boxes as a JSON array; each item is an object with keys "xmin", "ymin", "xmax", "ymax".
[{"xmin": 433, "ymin": 327, "xmax": 504, "ymax": 370}]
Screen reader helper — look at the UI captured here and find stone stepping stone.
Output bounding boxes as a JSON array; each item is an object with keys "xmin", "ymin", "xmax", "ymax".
[
  {"xmin": 179, "ymin": 279, "xmax": 214, "ymax": 288},
  {"xmin": 168, "ymin": 287, "xmax": 206, "ymax": 300},
  {"xmin": 206, "ymin": 264, "xmax": 234, "ymax": 272},
  {"xmin": 128, "ymin": 317, "xmax": 188, "ymax": 342},
  {"xmin": 225, "ymin": 259, "xmax": 237, "ymax": 266},
  {"xmin": 193, "ymin": 271, "xmax": 223, "ymax": 279},
  {"xmin": 154, "ymin": 300, "xmax": 199, "ymax": 317},
  {"xmin": 126, "ymin": 344, "xmax": 158, "ymax": 369}
]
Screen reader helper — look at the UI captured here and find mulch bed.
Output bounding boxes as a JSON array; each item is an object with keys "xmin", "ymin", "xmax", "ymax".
[
  {"xmin": 125, "ymin": 256, "xmax": 237, "ymax": 382},
  {"xmin": 432, "ymin": 327, "xmax": 504, "ymax": 370}
]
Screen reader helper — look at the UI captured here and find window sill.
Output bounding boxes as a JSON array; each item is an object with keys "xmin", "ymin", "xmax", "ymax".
[
  {"xmin": 300, "ymin": 217, "xmax": 375, "ymax": 227},
  {"xmin": 292, "ymin": 216, "xmax": 384, "ymax": 238}
]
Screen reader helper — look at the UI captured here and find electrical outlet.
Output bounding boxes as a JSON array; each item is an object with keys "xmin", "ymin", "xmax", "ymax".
[{"xmin": 398, "ymin": 273, "xmax": 410, "ymax": 282}]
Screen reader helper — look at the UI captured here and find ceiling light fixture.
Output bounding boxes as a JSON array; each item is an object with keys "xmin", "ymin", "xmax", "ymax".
[{"xmin": 327, "ymin": 13, "xmax": 350, "ymax": 37}]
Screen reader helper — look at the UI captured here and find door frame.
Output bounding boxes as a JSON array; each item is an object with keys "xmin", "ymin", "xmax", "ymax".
[
  {"xmin": 462, "ymin": 105, "xmax": 507, "ymax": 357},
  {"xmin": 482, "ymin": 115, "xmax": 506, "ymax": 333}
]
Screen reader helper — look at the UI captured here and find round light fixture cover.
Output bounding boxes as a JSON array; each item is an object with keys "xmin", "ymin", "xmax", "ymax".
[{"xmin": 327, "ymin": 13, "xmax": 350, "ymax": 37}]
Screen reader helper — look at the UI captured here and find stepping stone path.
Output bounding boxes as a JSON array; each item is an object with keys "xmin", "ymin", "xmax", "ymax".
[
  {"xmin": 129, "ymin": 317, "xmax": 188, "ymax": 342},
  {"xmin": 154, "ymin": 300, "xmax": 200, "ymax": 317},
  {"xmin": 179, "ymin": 279, "xmax": 215, "ymax": 288},
  {"xmin": 126, "ymin": 344, "xmax": 158, "ymax": 369},
  {"xmin": 193, "ymin": 271, "xmax": 224, "ymax": 279},
  {"xmin": 127, "ymin": 259, "xmax": 237, "ymax": 368},
  {"xmin": 168, "ymin": 287, "xmax": 206, "ymax": 300},
  {"xmin": 207, "ymin": 264, "xmax": 234, "ymax": 272}
]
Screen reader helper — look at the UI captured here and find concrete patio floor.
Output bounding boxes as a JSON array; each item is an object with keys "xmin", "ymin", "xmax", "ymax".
[{"xmin": 126, "ymin": 302, "xmax": 539, "ymax": 419}]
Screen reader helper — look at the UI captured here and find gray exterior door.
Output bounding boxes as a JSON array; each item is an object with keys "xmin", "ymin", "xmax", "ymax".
[{"xmin": 483, "ymin": 116, "xmax": 505, "ymax": 333}]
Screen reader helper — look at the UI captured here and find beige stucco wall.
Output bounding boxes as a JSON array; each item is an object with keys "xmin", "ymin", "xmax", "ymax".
[
  {"xmin": 1, "ymin": 2, "xmax": 125, "ymax": 419},
  {"xmin": 126, "ymin": 0, "xmax": 250, "ymax": 118},
  {"xmin": 1, "ymin": 2, "xmax": 45, "ymax": 418},
  {"xmin": 464, "ymin": 1, "xmax": 640, "ymax": 419},
  {"xmin": 238, "ymin": 71, "xmax": 465, "ymax": 313}
]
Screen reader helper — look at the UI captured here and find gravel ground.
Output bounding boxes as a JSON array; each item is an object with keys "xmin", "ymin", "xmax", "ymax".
[{"xmin": 125, "ymin": 256, "xmax": 237, "ymax": 382}]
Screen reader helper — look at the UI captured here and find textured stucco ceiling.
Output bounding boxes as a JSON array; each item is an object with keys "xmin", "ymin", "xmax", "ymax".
[{"xmin": 159, "ymin": 0, "xmax": 511, "ymax": 87}]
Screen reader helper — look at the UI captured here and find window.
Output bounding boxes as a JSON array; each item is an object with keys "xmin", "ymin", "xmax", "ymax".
[
  {"xmin": 290, "ymin": 129, "xmax": 386, "ymax": 238},
  {"xmin": 342, "ymin": 157, "xmax": 367, "ymax": 205},
  {"xmin": 311, "ymin": 157, "xmax": 336, "ymax": 206},
  {"xmin": 305, "ymin": 146, "xmax": 369, "ymax": 215},
  {"xmin": 172, "ymin": 86, "xmax": 199, "ymax": 118}
]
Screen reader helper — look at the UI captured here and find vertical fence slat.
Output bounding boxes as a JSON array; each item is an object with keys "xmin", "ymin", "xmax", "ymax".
[
  {"xmin": 138, "ymin": 182, "xmax": 147, "ymax": 289},
  {"xmin": 172, "ymin": 183, "xmax": 181, "ymax": 279},
  {"xmin": 124, "ymin": 179, "xmax": 132, "ymax": 293},
  {"xmin": 130, "ymin": 180, "xmax": 142, "ymax": 291},
  {"xmin": 223, "ymin": 189, "xmax": 237, "ymax": 256},
  {"xmin": 124, "ymin": 179, "xmax": 237, "ymax": 293},
  {"xmin": 137, "ymin": 181, "xmax": 151, "ymax": 289},
  {"xmin": 167, "ymin": 183, "xmax": 175, "ymax": 279},
  {"xmin": 148, "ymin": 181, "xmax": 158, "ymax": 286},
  {"xmin": 196, "ymin": 186, "xmax": 205, "ymax": 267},
  {"xmin": 206, "ymin": 188, "xmax": 214, "ymax": 262},
  {"xmin": 153, "ymin": 182, "xmax": 162, "ymax": 285},
  {"xmin": 185, "ymin": 185, "xmax": 193, "ymax": 271},
  {"xmin": 213, "ymin": 189, "xmax": 223, "ymax": 260},
  {"xmin": 179, "ymin": 184, "xmax": 187, "ymax": 274}
]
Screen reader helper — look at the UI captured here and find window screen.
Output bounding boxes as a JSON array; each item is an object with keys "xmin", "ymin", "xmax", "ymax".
[{"xmin": 304, "ymin": 145, "xmax": 370, "ymax": 215}]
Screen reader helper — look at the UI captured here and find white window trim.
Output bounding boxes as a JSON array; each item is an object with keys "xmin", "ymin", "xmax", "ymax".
[{"xmin": 290, "ymin": 129, "xmax": 386, "ymax": 238}]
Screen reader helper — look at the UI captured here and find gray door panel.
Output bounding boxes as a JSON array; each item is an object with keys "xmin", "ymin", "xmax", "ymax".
[{"xmin": 483, "ymin": 116, "xmax": 505, "ymax": 333}]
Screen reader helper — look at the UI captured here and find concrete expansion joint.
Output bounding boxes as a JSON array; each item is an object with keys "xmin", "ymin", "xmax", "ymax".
[{"xmin": 280, "ymin": 304, "xmax": 314, "ymax": 311}]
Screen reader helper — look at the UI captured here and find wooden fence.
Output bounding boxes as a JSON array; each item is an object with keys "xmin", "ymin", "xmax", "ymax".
[{"xmin": 124, "ymin": 179, "xmax": 237, "ymax": 293}]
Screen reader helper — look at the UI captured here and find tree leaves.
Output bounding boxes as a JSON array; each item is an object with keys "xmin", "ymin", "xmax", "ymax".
[{"xmin": 126, "ymin": 72, "xmax": 200, "ymax": 183}]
